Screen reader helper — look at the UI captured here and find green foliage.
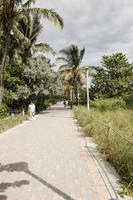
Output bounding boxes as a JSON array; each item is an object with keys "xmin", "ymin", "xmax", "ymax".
[
  {"xmin": 68, "ymin": 99, "xmax": 87, "ymax": 108},
  {"xmin": 4, "ymin": 56, "xmax": 63, "ymax": 109},
  {"xmin": 5, "ymin": 64, "xmax": 25, "ymax": 90},
  {"xmin": 17, "ymin": 15, "xmax": 56, "ymax": 64},
  {"xmin": 124, "ymin": 94, "xmax": 133, "ymax": 109},
  {"xmin": 79, "ymin": 89, "xmax": 87, "ymax": 101},
  {"xmin": 4, "ymin": 64, "xmax": 28, "ymax": 105},
  {"xmin": 73, "ymin": 106, "xmax": 133, "ymax": 195},
  {"xmin": 48, "ymin": 98, "xmax": 58, "ymax": 105},
  {"xmin": 24, "ymin": 56, "xmax": 63, "ymax": 100},
  {"xmin": 92, "ymin": 52, "xmax": 133, "ymax": 99},
  {"xmin": 43, "ymin": 99, "xmax": 58, "ymax": 109},
  {"xmin": 0, "ymin": 104, "xmax": 8, "ymax": 119},
  {"xmin": 91, "ymin": 98, "xmax": 126, "ymax": 111},
  {"xmin": 0, "ymin": 0, "xmax": 64, "ymax": 104}
]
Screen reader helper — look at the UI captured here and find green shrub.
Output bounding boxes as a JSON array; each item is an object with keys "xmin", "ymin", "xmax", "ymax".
[
  {"xmin": 48, "ymin": 98, "xmax": 58, "ymax": 105},
  {"xmin": 91, "ymin": 98, "xmax": 126, "ymax": 111},
  {"xmin": 68, "ymin": 100, "xmax": 87, "ymax": 108},
  {"xmin": 43, "ymin": 98, "xmax": 57, "ymax": 109},
  {"xmin": 124, "ymin": 94, "xmax": 133, "ymax": 109},
  {"xmin": 0, "ymin": 104, "xmax": 8, "ymax": 119},
  {"xmin": 43, "ymin": 100, "xmax": 51, "ymax": 109}
]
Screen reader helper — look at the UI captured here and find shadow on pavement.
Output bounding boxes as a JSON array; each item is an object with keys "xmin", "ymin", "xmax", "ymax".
[
  {"xmin": 0, "ymin": 195, "xmax": 7, "ymax": 200},
  {"xmin": 0, "ymin": 180, "xmax": 29, "ymax": 193},
  {"xmin": 49, "ymin": 115, "xmax": 73, "ymax": 119},
  {"xmin": 0, "ymin": 162, "xmax": 75, "ymax": 200},
  {"xmin": 48, "ymin": 104, "xmax": 71, "ymax": 111},
  {"xmin": 38, "ymin": 111, "xmax": 51, "ymax": 115}
]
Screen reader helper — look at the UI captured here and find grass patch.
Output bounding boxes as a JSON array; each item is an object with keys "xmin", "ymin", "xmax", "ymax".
[
  {"xmin": 73, "ymin": 106, "xmax": 133, "ymax": 196},
  {"xmin": 0, "ymin": 115, "xmax": 29, "ymax": 134}
]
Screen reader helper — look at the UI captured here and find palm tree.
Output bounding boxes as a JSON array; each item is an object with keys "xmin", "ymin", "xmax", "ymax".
[
  {"xmin": 58, "ymin": 45, "xmax": 85, "ymax": 102},
  {"xmin": 17, "ymin": 14, "xmax": 56, "ymax": 63},
  {"xmin": 0, "ymin": 0, "xmax": 64, "ymax": 104}
]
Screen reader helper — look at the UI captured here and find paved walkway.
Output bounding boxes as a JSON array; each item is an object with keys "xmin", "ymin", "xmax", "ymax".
[{"xmin": 0, "ymin": 102, "xmax": 111, "ymax": 200}]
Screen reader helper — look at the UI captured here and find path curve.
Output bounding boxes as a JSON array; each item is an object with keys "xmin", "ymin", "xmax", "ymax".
[{"xmin": 0, "ymin": 102, "xmax": 111, "ymax": 200}]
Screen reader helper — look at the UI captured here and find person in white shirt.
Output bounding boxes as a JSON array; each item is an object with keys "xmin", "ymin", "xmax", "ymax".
[{"xmin": 28, "ymin": 102, "xmax": 36, "ymax": 117}]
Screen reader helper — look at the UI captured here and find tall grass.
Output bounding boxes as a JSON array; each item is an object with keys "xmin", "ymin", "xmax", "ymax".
[
  {"xmin": 0, "ymin": 115, "xmax": 29, "ymax": 134},
  {"xmin": 73, "ymin": 106, "xmax": 133, "ymax": 196}
]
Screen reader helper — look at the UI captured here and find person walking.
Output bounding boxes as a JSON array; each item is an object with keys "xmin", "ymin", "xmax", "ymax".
[
  {"xmin": 28, "ymin": 102, "xmax": 36, "ymax": 118},
  {"xmin": 63, "ymin": 99, "xmax": 66, "ymax": 107}
]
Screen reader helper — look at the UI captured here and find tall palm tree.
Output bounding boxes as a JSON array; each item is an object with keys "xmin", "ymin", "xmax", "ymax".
[
  {"xmin": 58, "ymin": 45, "xmax": 85, "ymax": 101},
  {"xmin": 17, "ymin": 14, "xmax": 56, "ymax": 63},
  {"xmin": 8, "ymin": 13, "xmax": 56, "ymax": 64},
  {"xmin": 0, "ymin": 0, "xmax": 64, "ymax": 104}
]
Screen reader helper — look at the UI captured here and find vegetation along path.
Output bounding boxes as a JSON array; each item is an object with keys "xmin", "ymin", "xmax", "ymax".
[{"xmin": 0, "ymin": 102, "xmax": 112, "ymax": 200}]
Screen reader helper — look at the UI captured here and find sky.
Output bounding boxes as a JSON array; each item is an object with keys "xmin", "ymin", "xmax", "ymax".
[{"xmin": 35, "ymin": 0, "xmax": 133, "ymax": 67}]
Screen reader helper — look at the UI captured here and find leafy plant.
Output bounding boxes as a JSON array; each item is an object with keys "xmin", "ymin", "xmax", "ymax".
[{"xmin": 0, "ymin": 104, "xmax": 8, "ymax": 119}]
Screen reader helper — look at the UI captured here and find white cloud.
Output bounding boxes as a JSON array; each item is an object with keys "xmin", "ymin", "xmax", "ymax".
[{"xmin": 35, "ymin": 0, "xmax": 133, "ymax": 66}]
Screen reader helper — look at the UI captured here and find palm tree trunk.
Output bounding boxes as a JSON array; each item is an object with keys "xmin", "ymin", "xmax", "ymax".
[
  {"xmin": 0, "ymin": 35, "xmax": 10, "ymax": 104},
  {"xmin": 0, "ymin": 72, "xmax": 3, "ymax": 105},
  {"xmin": 69, "ymin": 90, "xmax": 71, "ymax": 100},
  {"xmin": 74, "ymin": 86, "xmax": 78, "ymax": 104},
  {"xmin": 77, "ymin": 86, "xmax": 80, "ymax": 106},
  {"xmin": 72, "ymin": 88, "xmax": 74, "ymax": 101},
  {"xmin": 22, "ymin": 48, "xmax": 31, "ymax": 64}
]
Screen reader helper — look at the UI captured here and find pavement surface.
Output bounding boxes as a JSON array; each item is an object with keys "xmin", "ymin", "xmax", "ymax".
[{"xmin": 0, "ymin": 102, "xmax": 113, "ymax": 200}]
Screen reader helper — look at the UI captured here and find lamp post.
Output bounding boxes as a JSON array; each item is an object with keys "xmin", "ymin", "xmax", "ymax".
[{"xmin": 86, "ymin": 67, "xmax": 90, "ymax": 110}]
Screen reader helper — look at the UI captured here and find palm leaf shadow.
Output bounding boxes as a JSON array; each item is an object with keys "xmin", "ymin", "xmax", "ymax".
[{"xmin": 0, "ymin": 162, "xmax": 75, "ymax": 200}]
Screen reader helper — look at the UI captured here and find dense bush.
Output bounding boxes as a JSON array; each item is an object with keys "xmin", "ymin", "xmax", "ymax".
[
  {"xmin": 91, "ymin": 98, "xmax": 126, "ymax": 111},
  {"xmin": 91, "ymin": 53, "xmax": 132, "ymax": 99},
  {"xmin": 124, "ymin": 94, "xmax": 133, "ymax": 109},
  {"xmin": 48, "ymin": 98, "xmax": 58, "ymax": 105},
  {"xmin": 0, "ymin": 104, "xmax": 8, "ymax": 119},
  {"xmin": 43, "ymin": 98, "xmax": 58, "ymax": 109}
]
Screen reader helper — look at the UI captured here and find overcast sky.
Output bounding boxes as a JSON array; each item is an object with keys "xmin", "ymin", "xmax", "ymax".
[{"xmin": 35, "ymin": 0, "xmax": 133, "ymax": 66}]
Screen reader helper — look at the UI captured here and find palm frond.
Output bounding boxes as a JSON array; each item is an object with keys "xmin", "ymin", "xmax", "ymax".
[
  {"xmin": 56, "ymin": 57, "xmax": 68, "ymax": 62},
  {"xmin": 15, "ymin": 11, "xmax": 27, "ymax": 21},
  {"xmin": 59, "ymin": 49, "xmax": 70, "ymax": 55},
  {"xmin": 30, "ymin": 32, "xmax": 39, "ymax": 41},
  {"xmin": 17, "ymin": 12, "xmax": 42, "ymax": 44},
  {"xmin": 26, "ymin": 14, "xmax": 33, "ymax": 37},
  {"xmin": 63, "ymin": 83, "xmax": 73, "ymax": 90},
  {"xmin": 32, "ymin": 43, "xmax": 56, "ymax": 54},
  {"xmin": 22, "ymin": 0, "xmax": 37, "ymax": 8},
  {"xmin": 12, "ymin": 25, "xmax": 30, "ymax": 47},
  {"xmin": 80, "ymin": 48, "xmax": 85, "ymax": 62},
  {"xmin": 29, "ymin": 8, "xmax": 64, "ymax": 29},
  {"xmin": 58, "ymin": 65, "xmax": 71, "ymax": 72},
  {"xmin": 15, "ymin": 0, "xmax": 23, "ymax": 6},
  {"xmin": 59, "ymin": 45, "xmax": 85, "ymax": 70},
  {"xmin": 61, "ymin": 71, "xmax": 73, "ymax": 81}
]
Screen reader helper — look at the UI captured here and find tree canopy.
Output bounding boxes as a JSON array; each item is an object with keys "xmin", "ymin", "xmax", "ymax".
[
  {"xmin": 0, "ymin": 0, "xmax": 64, "ymax": 104},
  {"xmin": 91, "ymin": 52, "xmax": 133, "ymax": 99}
]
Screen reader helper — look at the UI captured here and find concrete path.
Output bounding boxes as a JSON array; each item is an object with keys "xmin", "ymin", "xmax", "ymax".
[{"xmin": 0, "ymin": 102, "xmax": 112, "ymax": 200}]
